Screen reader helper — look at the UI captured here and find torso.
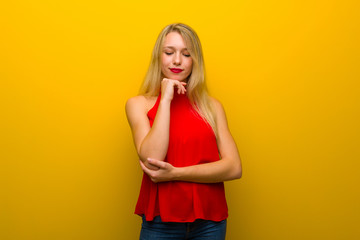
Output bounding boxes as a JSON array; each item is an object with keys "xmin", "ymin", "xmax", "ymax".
[{"xmin": 134, "ymin": 92, "xmax": 228, "ymax": 222}]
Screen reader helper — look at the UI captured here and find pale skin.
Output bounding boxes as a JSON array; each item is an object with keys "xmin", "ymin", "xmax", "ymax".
[{"xmin": 125, "ymin": 32, "xmax": 242, "ymax": 183}]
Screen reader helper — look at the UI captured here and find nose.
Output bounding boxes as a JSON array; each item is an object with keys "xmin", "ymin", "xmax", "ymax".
[{"xmin": 173, "ymin": 52, "xmax": 181, "ymax": 66}]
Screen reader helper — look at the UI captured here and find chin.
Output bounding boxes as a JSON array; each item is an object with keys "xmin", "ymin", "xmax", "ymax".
[
  {"xmin": 169, "ymin": 75, "xmax": 184, "ymax": 81},
  {"xmin": 163, "ymin": 72, "xmax": 189, "ymax": 82},
  {"xmin": 177, "ymin": 77, "xmax": 188, "ymax": 82}
]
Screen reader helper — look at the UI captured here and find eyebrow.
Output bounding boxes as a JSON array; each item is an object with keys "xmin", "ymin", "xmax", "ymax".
[{"xmin": 163, "ymin": 46, "xmax": 188, "ymax": 50}]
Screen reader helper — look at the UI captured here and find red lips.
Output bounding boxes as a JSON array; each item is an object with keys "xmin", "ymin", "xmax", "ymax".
[{"xmin": 170, "ymin": 68, "xmax": 184, "ymax": 73}]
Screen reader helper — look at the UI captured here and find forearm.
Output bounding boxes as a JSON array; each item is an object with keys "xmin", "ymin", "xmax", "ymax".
[
  {"xmin": 174, "ymin": 157, "xmax": 242, "ymax": 183},
  {"xmin": 139, "ymin": 100, "xmax": 171, "ymax": 161}
]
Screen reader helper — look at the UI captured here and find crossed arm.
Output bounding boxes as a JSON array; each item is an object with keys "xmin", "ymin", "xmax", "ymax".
[{"xmin": 125, "ymin": 79, "xmax": 242, "ymax": 183}]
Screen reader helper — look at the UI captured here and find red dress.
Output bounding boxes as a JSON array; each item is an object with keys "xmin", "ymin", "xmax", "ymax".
[{"xmin": 135, "ymin": 92, "xmax": 228, "ymax": 222}]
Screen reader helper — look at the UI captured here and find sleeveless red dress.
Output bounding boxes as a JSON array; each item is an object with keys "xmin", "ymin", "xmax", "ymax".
[{"xmin": 135, "ymin": 92, "xmax": 228, "ymax": 222}]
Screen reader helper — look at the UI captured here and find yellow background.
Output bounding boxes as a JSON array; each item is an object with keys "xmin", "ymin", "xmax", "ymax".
[{"xmin": 1, "ymin": 0, "xmax": 359, "ymax": 239}]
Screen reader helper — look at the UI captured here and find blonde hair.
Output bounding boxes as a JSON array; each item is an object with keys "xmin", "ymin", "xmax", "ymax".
[{"xmin": 139, "ymin": 23, "xmax": 217, "ymax": 136}]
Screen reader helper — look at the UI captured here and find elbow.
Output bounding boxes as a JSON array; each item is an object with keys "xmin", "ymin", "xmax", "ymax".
[
  {"xmin": 232, "ymin": 168, "xmax": 242, "ymax": 180},
  {"xmin": 138, "ymin": 146, "xmax": 152, "ymax": 163},
  {"xmin": 137, "ymin": 146, "xmax": 146, "ymax": 162},
  {"xmin": 138, "ymin": 145, "xmax": 166, "ymax": 163},
  {"xmin": 235, "ymin": 169, "xmax": 242, "ymax": 179},
  {"xmin": 231, "ymin": 162, "xmax": 242, "ymax": 180},
  {"xmin": 138, "ymin": 144, "xmax": 155, "ymax": 162},
  {"xmin": 222, "ymin": 158, "xmax": 242, "ymax": 181}
]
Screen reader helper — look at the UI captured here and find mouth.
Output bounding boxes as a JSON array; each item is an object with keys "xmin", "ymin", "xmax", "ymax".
[{"xmin": 170, "ymin": 68, "xmax": 184, "ymax": 73}]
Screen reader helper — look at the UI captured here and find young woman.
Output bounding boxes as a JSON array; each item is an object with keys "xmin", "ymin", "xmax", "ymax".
[{"xmin": 126, "ymin": 23, "xmax": 242, "ymax": 240}]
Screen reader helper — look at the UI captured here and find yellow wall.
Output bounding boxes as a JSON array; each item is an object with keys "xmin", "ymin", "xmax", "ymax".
[{"xmin": 1, "ymin": 0, "xmax": 359, "ymax": 239}]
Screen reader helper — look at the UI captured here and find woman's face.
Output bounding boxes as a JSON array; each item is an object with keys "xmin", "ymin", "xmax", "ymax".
[{"xmin": 161, "ymin": 32, "xmax": 193, "ymax": 82}]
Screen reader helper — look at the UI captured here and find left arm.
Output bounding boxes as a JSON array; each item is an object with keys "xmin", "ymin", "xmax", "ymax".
[{"xmin": 140, "ymin": 98, "xmax": 242, "ymax": 183}]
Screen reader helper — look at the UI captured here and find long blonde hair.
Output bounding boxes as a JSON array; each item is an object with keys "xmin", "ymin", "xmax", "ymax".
[{"xmin": 139, "ymin": 23, "xmax": 217, "ymax": 136}]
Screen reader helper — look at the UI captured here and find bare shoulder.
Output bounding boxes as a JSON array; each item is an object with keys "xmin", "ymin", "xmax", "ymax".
[
  {"xmin": 125, "ymin": 95, "xmax": 158, "ymax": 115},
  {"xmin": 209, "ymin": 96, "xmax": 226, "ymax": 115},
  {"xmin": 126, "ymin": 95, "xmax": 146, "ymax": 110}
]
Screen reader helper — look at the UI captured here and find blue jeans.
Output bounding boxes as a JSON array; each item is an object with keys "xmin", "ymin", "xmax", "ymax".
[{"xmin": 139, "ymin": 215, "xmax": 227, "ymax": 240}]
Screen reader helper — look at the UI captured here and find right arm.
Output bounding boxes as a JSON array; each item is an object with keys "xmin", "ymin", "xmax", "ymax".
[{"xmin": 125, "ymin": 79, "xmax": 187, "ymax": 166}]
